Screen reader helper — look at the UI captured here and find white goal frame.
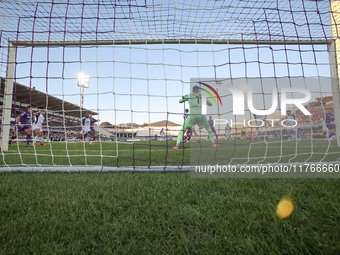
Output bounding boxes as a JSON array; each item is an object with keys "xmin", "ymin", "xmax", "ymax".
[{"xmin": 1, "ymin": 38, "xmax": 339, "ymax": 153}]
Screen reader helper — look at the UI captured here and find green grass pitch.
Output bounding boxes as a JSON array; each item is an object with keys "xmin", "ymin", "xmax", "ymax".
[
  {"xmin": 1, "ymin": 139, "xmax": 339, "ymax": 168},
  {"xmin": 0, "ymin": 173, "xmax": 339, "ymax": 254},
  {"xmin": 0, "ymin": 140, "xmax": 339, "ymax": 253}
]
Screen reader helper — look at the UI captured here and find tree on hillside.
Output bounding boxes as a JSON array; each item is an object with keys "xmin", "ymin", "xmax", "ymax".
[{"xmin": 100, "ymin": 121, "xmax": 111, "ymax": 127}]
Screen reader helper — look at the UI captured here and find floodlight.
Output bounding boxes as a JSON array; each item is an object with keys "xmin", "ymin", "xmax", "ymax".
[{"xmin": 77, "ymin": 72, "xmax": 90, "ymax": 88}]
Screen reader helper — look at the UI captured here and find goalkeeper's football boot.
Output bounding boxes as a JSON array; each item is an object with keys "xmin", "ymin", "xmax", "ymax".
[
  {"xmin": 39, "ymin": 143, "xmax": 46, "ymax": 146},
  {"xmin": 212, "ymin": 144, "xmax": 219, "ymax": 148},
  {"xmin": 172, "ymin": 146, "xmax": 179, "ymax": 150}
]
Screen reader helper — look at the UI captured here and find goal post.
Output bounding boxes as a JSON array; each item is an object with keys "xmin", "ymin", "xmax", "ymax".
[
  {"xmin": 329, "ymin": 0, "xmax": 340, "ymax": 147},
  {"xmin": 1, "ymin": 43, "xmax": 16, "ymax": 152},
  {"xmin": 328, "ymin": 41, "xmax": 340, "ymax": 147}
]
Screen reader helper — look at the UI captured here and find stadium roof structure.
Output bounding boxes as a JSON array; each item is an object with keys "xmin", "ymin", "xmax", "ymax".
[
  {"xmin": 316, "ymin": 94, "xmax": 333, "ymax": 103},
  {"xmin": 0, "ymin": 78, "xmax": 97, "ymax": 118}
]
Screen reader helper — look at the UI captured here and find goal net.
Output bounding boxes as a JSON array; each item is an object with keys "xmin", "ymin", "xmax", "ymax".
[{"xmin": 0, "ymin": 0, "xmax": 339, "ymax": 173}]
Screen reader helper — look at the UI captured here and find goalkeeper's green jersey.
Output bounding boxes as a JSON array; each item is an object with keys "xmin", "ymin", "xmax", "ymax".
[{"xmin": 179, "ymin": 93, "xmax": 212, "ymax": 115}]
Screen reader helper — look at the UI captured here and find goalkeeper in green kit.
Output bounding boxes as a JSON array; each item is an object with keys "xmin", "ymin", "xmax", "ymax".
[{"xmin": 173, "ymin": 86, "xmax": 219, "ymax": 150}]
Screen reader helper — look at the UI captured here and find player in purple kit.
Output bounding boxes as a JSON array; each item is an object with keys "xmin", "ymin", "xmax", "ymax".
[
  {"xmin": 208, "ymin": 116, "xmax": 218, "ymax": 141},
  {"xmin": 183, "ymin": 108, "xmax": 199, "ymax": 141},
  {"xmin": 325, "ymin": 108, "xmax": 336, "ymax": 141},
  {"xmin": 89, "ymin": 113, "xmax": 98, "ymax": 144},
  {"xmin": 183, "ymin": 128, "xmax": 191, "ymax": 142},
  {"xmin": 9, "ymin": 107, "xmax": 36, "ymax": 147}
]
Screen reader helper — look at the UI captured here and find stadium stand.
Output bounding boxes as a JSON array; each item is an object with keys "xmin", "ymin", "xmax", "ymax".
[{"xmin": 0, "ymin": 77, "xmax": 98, "ymax": 141}]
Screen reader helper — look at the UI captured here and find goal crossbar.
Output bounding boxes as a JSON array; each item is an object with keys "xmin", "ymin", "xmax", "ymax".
[{"xmin": 11, "ymin": 39, "xmax": 330, "ymax": 47}]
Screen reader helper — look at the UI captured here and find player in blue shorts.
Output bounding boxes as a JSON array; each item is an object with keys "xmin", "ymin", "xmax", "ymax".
[
  {"xmin": 325, "ymin": 108, "xmax": 336, "ymax": 141},
  {"xmin": 183, "ymin": 128, "xmax": 191, "ymax": 142},
  {"xmin": 9, "ymin": 107, "xmax": 36, "ymax": 147},
  {"xmin": 78, "ymin": 113, "xmax": 97, "ymax": 144},
  {"xmin": 89, "ymin": 113, "xmax": 98, "ymax": 143}
]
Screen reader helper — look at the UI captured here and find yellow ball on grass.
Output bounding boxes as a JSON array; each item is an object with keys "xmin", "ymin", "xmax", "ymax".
[{"xmin": 277, "ymin": 198, "xmax": 294, "ymax": 219}]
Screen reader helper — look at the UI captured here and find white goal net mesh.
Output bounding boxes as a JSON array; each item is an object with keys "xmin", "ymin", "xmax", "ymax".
[{"xmin": 0, "ymin": 0, "xmax": 339, "ymax": 172}]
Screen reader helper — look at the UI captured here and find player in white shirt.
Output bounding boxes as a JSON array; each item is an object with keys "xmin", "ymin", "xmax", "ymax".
[
  {"xmin": 320, "ymin": 116, "xmax": 329, "ymax": 138},
  {"xmin": 225, "ymin": 124, "xmax": 231, "ymax": 140},
  {"xmin": 78, "ymin": 113, "xmax": 96, "ymax": 144},
  {"xmin": 184, "ymin": 109, "xmax": 189, "ymax": 120},
  {"xmin": 160, "ymin": 128, "xmax": 165, "ymax": 141},
  {"xmin": 32, "ymin": 109, "xmax": 51, "ymax": 146},
  {"xmin": 253, "ymin": 114, "xmax": 270, "ymax": 139},
  {"xmin": 285, "ymin": 110, "xmax": 300, "ymax": 141}
]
